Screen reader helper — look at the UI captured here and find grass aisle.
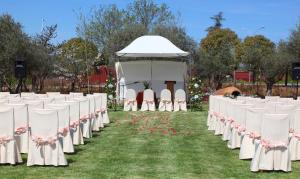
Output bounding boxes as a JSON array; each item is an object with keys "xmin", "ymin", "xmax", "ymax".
[{"xmin": 1, "ymin": 109, "xmax": 300, "ymax": 178}]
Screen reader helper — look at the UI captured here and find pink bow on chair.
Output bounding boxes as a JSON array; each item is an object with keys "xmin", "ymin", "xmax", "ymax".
[
  {"xmin": 0, "ymin": 136, "xmax": 12, "ymax": 145},
  {"xmin": 58, "ymin": 127, "xmax": 69, "ymax": 136},
  {"xmin": 145, "ymin": 100, "xmax": 154, "ymax": 104},
  {"xmin": 80, "ymin": 114, "xmax": 90, "ymax": 122},
  {"xmin": 246, "ymin": 131, "xmax": 260, "ymax": 139},
  {"xmin": 15, "ymin": 126, "xmax": 27, "ymax": 135},
  {"xmin": 127, "ymin": 100, "xmax": 136, "ymax": 105},
  {"xmin": 226, "ymin": 117, "xmax": 235, "ymax": 124},
  {"xmin": 32, "ymin": 135, "xmax": 57, "ymax": 146},
  {"xmin": 261, "ymin": 139, "xmax": 288, "ymax": 152},
  {"xmin": 70, "ymin": 121, "xmax": 80, "ymax": 129}
]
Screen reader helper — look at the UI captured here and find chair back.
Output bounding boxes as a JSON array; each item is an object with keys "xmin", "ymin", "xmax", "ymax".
[
  {"xmin": 64, "ymin": 101, "xmax": 80, "ymax": 125},
  {"xmin": 174, "ymin": 89, "xmax": 186, "ymax": 102},
  {"xmin": 245, "ymin": 108, "xmax": 264, "ymax": 135},
  {"xmin": 45, "ymin": 103, "xmax": 70, "ymax": 133},
  {"xmin": 0, "ymin": 106, "xmax": 14, "ymax": 137},
  {"xmin": 160, "ymin": 89, "xmax": 171, "ymax": 101},
  {"xmin": 143, "ymin": 89, "xmax": 154, "ymax": 101},
  {"xmin": 5, "ymin": 103, "xmax": 28, "ymax": 132},
  {"xmin": 29, "ymin": 109, "xmax": 58, "ymax": 139},
  {"xmin": 261, "ymin": 113, "xmax": 289, "ymax": 142},
  {"xmin": 126, "ymin": 89, "xmax": 136, "ymax": 101}
]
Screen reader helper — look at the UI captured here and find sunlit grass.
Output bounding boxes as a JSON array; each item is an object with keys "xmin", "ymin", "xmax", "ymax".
[{"xmin": 1, "ymin": 108, "xmax": 300, "ymax": 178}]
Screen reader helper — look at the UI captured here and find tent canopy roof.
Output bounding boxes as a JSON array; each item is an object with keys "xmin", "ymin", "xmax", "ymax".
[{"xmin": 116, "ymin": 35, "xmax": 189, "ymax": 58}]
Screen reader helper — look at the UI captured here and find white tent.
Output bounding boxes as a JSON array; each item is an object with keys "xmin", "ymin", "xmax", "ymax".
[{"xmin": 115, "ymin": 35, "xmax": 189, "ymax": 100}]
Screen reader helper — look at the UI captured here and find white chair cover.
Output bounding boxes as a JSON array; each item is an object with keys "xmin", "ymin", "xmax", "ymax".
[
  {"xmin": 27, "ymin": 109, "xmax": 67, "ymax": 166},
  {"xmin": 87, "ymin": 95, "xmax": 99, "ymax": 131},
  {"xmin": 54, "ymin": 95, "xmax": 66, "ymax": 103},
  {"xmin": 0, "ymin": 106, "xmax": 22, "ymax": 164},
  {"xmin": 239, "ymin": 108, "xmax": 264, "ymax": 159},
  {"xmin": 158, "ymin": 89, "xmax": 173, "ymax": 112},
  {"xmin": 289, "ymin": 109, "xmax": 300, "ymax": 161},
  {"xmin": 228, "ymin": 103, "xmax": 253, "ymax": 149},
  {"xmin": 70, "ymin": 92, "xmax": 83, "ymax": 98},
  {"xmin": 141, "ymin": 89, "xmax": 155, "ymax": 111},
  {"xmin": 5, "ymin": 103, "xmax": 29, "ymax": 154},
  {"xmin": 46, "ymin": 92, "xmax": 61, "ymax": 97},
  {"xmin": 75, "ymin": 97, "xmax": 92, "ymax": 138},
  {"xmin": 64, "ymin": 101, "xmax": 84, "ymax": 145},
  {"xmin": 26, "ymin": 100, "xmax": 44, "ymax": 112},
  {"xmin": 214, "ymin": 98, "xmax": 228, "ymax": 135},
  {"xmin": 124, "ymin": 89, "xmax": 137, "ymax": 111},
  {"xmin": 251, "ymin": 113, "xmax": 291, "ymax": 172},
  {"xmin": 94, "ymin": 94, "xmax": 104, "ymax": 129},
  {"xmin": 173, "ymin": 89, "xmax": 187, "ymax": 112},
  {"xmin": 45, "ymin": 103, "xmax": 74, "ymax": 153},
  {"xmin": 21, "ymin": 92, "xmax": 35, "ymax": 97},
  {"xmin": 95, "ymin": 93, "xmax": 110, "ymax": 124}
]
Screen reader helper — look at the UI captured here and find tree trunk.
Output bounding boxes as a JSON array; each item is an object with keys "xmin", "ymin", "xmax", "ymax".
[
  {"xmin": 32, "ymin": 76, "xmax": 37, "ymax": 93},
  {"xmin": 266, "ymin": 82, "xmax": 273, "ymax": 96},
  {"xmin": 71, "ymin": 80, "xmax": 75, "ymax": 92},
  {"xmin": 285, "ymin": 68, "xmax": 288, "ymax": 87}
]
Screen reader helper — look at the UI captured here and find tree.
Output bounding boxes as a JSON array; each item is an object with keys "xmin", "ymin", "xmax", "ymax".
[
  {"xmin": 28, "ymin": 25, "xmax": 58, "ymax": 92},
  {"xmin": 199, "ymin": 28, "xmax": 241, "ymax": 90},
  {"xmin": 288, "ymin": 20, "xmax": 300, "ymax": 59},
  {"xmin": 58, "ymin": 38, "xmax": 98, "ymax": 91},
  {"xmin": 241, "ymin": 35, "xmax": 275, "ymax": 88},
  {"xmin": 261, "ymin": 41, "xmax": 290, "ymax": 95},
  {"xmin": 206, "ymin": 12, "xmax": 225, "ymax": 32},
  {"xmin": 0, "ymin": 14, "xmax": 29, "ymax": 93},
  {"xmin": 76, "ymin": 0, "xmax": 191, "ymax": 65}
]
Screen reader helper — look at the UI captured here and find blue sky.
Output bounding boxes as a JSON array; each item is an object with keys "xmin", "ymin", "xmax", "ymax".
[{"xmin": 0, "ymin": 0, "xmax": 299, "ymax": 45}]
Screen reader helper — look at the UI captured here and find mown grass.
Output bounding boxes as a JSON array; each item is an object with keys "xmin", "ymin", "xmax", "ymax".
[{"xmin": 1, "ymin": 108, "xmax": 300, "ymax": 178}]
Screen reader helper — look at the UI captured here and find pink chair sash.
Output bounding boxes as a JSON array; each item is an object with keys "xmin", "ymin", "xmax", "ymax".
[
  {"xmin": 245, "ymin": 131, "xmax": 260, "ymax": 139},
  {"xmin": 127, "ymin": 100, "xmax": 136, "ymax": 105},
  {"xmin": 58, "ymin": 127, "xmax": 69, "ymax": 136},
  {"xmin": 145, "ymin": 100, "xmax": 154, "ymax": 104},
  {"xmin": 0, "ymin": 135, "xmax": 13, "ymax": 145},
  {"xmin": 80, "ymin": 114, "xmax": 90, "ymax": 122},
  {"xmin": 260, "ymin": 139, "xmax": 288, "ymax": 152},
  {"xmin": 70, "ymin": 121, "xmax": 80, "ymax": 129},
  {"xmin": 31, "ymin": 135, "xmax": 57, "ymax": 146},
  {"xmin": 15, "ymin": 126, "xmax": 27, "ymax": 135}
]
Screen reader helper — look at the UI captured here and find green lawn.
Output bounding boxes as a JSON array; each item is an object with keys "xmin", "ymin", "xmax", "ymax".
[{"xmin": 1, "ymin": 109, "xmax": 300, "ymax": 178}]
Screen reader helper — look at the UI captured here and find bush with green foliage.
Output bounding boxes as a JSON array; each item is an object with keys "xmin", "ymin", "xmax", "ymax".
[{"xmin": 188, "ymin": 77, "xmax": 204, "ymax": 111}]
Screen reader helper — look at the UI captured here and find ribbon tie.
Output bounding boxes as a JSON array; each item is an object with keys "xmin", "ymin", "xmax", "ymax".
[
  {"xmin": 32, "ymin": 135, "xmax": 57, "ymax": 147},
  {"xmin": 0, "ymin": 136, "xmax": 12, "ymax": 145},
  {"xmin": 261, "ymin": 139, "xmax": 288, "ymax": 152},
  {"xmin": 58, "ymin": 127, "xmax": 69, "ymax": 136},
  {"xmin": 15, "ymin": 126, "xmax": 27, "ymax": 135}
]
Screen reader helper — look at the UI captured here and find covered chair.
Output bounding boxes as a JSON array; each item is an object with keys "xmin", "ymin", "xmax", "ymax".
[
  {"xmin": 239, "ymin": 108, "xmax": 264, "ymax": 159},
  {"xmin": 0, "ymin": 106, "xmax": 22, "ymax": 164},
  {"xmin": 27, "ymin": 108, "xmax": 67, "ymax": 166},
  {"xmin": 86, "ymin": 94, "xmax": 99, "ymax": 132},
  {"xmin": 65, "ymin": 101, "xmax": 84, "ymax": 145},
  {"xmin": 45, "ymin": 103, "xmax": 74, "ymax": 153},
  {"xmin": 289, "ymin": 109, "xmax": 300, "ymax": 161},
  {"xmin": 124, "ymin": 89, "xmax": 137, "ymax": 111},
  {"xmin": 250, "ymin": 113, "xmax": 291, "ymax": 172},
  {"xmin": 173, "ymin": 89, "xmax": 187, "ymax": 112},
  {"xmin": 94, "ymin": 93, "xmax": 110, "ymax": 125},
  {"xmin": 141, "ymin": 89, "xmax": 155, "ymax": 111},
  {"xmin": 5, "ymin": 103, "xmax": 29, "ymax": 154},
  {"xmin": 75, "ymin": 97, "xmax": 92, "ymax": 139},
  {"xmin": 228, "ymin": 103, "xmax": 253, "ymax": 149},
  {"xmin": 158, "ymin": 89, "xmax": 173, "ymax": 112},
  {"xmin": 94, "ymin": 94, "xmax": 104, "ymax": 129}
]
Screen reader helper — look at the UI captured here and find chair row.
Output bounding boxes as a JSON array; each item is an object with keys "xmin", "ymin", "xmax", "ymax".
[
  {"xmin": 0, "ymin": 93, "xmax": 109, "ymax": 166},
  {"xmin": 207, "ymin": 95, "xmax": 300, "ymax": 172},
  {"xmin": 124, "ymin": 89, "xmax": 187, "ymax": 112}
]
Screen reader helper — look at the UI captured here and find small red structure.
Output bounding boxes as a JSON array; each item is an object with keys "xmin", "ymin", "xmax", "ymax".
[
  {"xmin": 89, "ymin": 65, "xmax": 116, "ymax": 86},
  {"xmin": 234, "ymin": 71, "xmax": 253, "ymax": 82}
]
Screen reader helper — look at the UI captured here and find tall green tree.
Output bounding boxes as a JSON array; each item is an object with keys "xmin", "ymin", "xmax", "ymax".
[
  {"xmin": 76, "ymin": 0, "xmax": 192, "ymax": 65},
  {"xmin": 206, "ymin": 12, "xmax": 225, "ymax": 32},
  {"xmin": 0, "ymin": 14, "xmax": 29, "ymax": 92},
  {"xmin": 57, "ymin": 37, "xmax": 98, "ymax": 91},
  {"xmin": 199, "ymin": 28, "xmax": 241, "ymax": 90},
  {"xmin": 261, "ymin": 41, "xmax": 291, "ymax": 95},
  {"xmin": 288, "ymin": 20, "xmax": 300, "ymax": 59},
  {"xmin": 241, "ymin": 35, "xmax": 275, "ymax": 88}
]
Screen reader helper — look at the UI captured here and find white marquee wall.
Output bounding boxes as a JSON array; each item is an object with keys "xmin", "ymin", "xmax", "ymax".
[{"xmin": 115, "ymin": 60, "xmax": 187, "ymax": 100}]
